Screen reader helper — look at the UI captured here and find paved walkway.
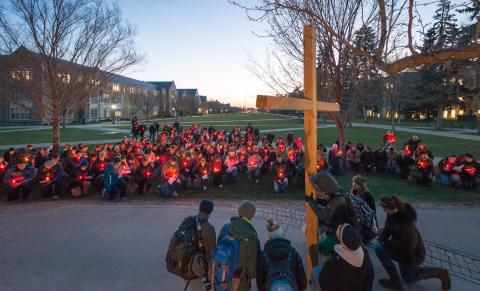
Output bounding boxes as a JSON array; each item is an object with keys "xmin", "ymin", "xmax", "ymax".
[{"xmin": 0, "ymin": 199, "xmax": 478, "ymax": 290}]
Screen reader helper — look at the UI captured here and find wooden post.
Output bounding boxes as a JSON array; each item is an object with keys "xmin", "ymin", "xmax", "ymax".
[{"xmin": 303, "ymin": 24, "xmax": 319, "ymax": 279}]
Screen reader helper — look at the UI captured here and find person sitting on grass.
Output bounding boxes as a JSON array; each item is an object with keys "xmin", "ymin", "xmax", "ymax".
[
  {"xmin": 39, "ymin": 157, "xmax": 66, "ymax": 200},
  {"xmin": 3, "ymin": 157, "xmax": 37, "ymax": 202},
  {"xmin": 133, "ymin": 155, "xmax": 154, "ymax": 195},
  {"xmin": 247, "ymin": 149, "xmax": 263, "ymax": 184},
  {"xmin": 413, "ymin": 152, "xmax": 434, "ymax": 186},
  {"xmin": 272, "ymin": 154, "xmax": 288, "ymax": 193},
  {"xmin": 376, "ymin": 195, "xmax": 451, "ymax": 290},
  {"xmin": 224, "ymin": 150, "xmax": 239, "ymax": 184},
  {"xmin": 159, "ymin": 156, "xmax": 180, "ymax": 197},
  {"xmin": 458, "ymin": 153, "xmax": 480, "ymax": 190},
  {"xmin": 438, "ymin": 154, "xmax": 461, "ymax": 187},
  {"xmin": 103, "ymin": 157, "xmax": 127, "ymax": 201},
  {"xmin": 193, "ymin": 156, "xmax": 210, "ymax": 191}
]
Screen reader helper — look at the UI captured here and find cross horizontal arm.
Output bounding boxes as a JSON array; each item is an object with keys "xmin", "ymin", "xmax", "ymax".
[{"xmin": 256, "ymin": 95, "xmax": 340, "ymax": 112}]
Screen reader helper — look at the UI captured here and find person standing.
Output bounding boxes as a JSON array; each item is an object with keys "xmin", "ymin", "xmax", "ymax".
[
  {"xmin": 376, "ymin": 195, "xmax": 451, "ymax": 290},
  {"xmin": 217, "ymin": 201, "xmax": 260, "ymax": 291},
  {"xmin": 256, "ymin": 219, "xmax": 307, "ymax": 291}
]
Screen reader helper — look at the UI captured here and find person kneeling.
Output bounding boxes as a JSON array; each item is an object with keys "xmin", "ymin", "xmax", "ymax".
[
  {"xmin": 134, "ymin": 156, "xmax": 154, "ymax": 195},
  {"xmin": 376, "ymin": 195, "xmax": 451, "ymax": 290},
  {"xmin": 247, "ymin": 150, "xmax": 263, "ymax": 184},
  {"xmin": 39, "ymin": 158, "xmax": 66, "ymax": 199},
  {"xmin": 413, "ymin": 153, "xmax": 434, "ymax": 186},
  {"xmin": 312, "ymin": 224, "xmax": 374, "ymax": 291},
  {"xmin": 70, "ymin": 160, "xmax": 92, "ymax": 197},
  {"xmin": 103, "ymin": 157, "xmax": 127, "ymax": 201},
  {"xmin": 257, "ymin": 219, "xmax": 307, "ymax": 291},
  {"xmin": 193, "ymin": 156, "xmax": 210, "ymax": 191}
]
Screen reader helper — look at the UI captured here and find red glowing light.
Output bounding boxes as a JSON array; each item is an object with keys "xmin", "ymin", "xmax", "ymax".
[
  {"xmin": 465, "ymin": 167, "xmax": 476, "ymax": 176},
  {"xmin": 443, "ymin": 163, "xmax": 452, "ymax": 171},
  {"xmin": 418, "ymin": 161, "xmax": 428, "ymax": 169}
]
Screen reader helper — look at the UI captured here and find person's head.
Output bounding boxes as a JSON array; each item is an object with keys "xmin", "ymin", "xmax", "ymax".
[
  {"xmin": 418, "ymin": 143, "xmax": 426, "ymax": 150},
  {"xmin": 51, "ymin": 153, "xmax": 60, "ymax": 163},
  {"xmin": 352, "ymin": 175, "xmax": 367, "ymax": 192},
  {"xmin": 238, "ymin": 200, "xmax": 256, "ymax": 221},
  {"xmin": 420, "ymin": 152, "xmax": 429, "ymax": 160},
  {"xmin": 413, "ymin": 136, "xmax": 419, "ymax": 141},
  {"xmin": 142, "ymin": 158, "xmax": 150, "ymax": 167},
  {"xmin": 99, "ymin": 151, "xmax": 107, "ymax": 161},
  {"xmin": 200, "ymin": 156, "xmax": 207, "ymax": 165},
  {"xmin": 113, "ymin": 157, "xmax": 121, "ymax": 169},
  {"xmin": 198, "ymin": 200, "xmax": 214, "ymax": 220},
  {"xmin": 276, "ymin": 154, "xmax": 283, "ymax": 162},
  {"xmin": 465, "ymin": 153, "xmax": 474, "ymax": 163},
  {"xmin": 266, "ymin": 218, "xmax": 283, "ymax": 240},
  {"xmin": 15, "ymin": 159, "xmax": 26, "ymax": 170},
  {"xmin": 170, "ymin": 156, "xmax": 178, "ymax": 167},
  {"xmin": 335, "ymin": 224, "xmax": 362, "ymax": 251},
  {"xmin": 80, "ymin": 160, "xmax": 89, "ymax": 170},
  {"xmin": 310, "ymin": 172, "xmax": 340, "ymax": 197},
  {"xmin": 447, "ymin": 154, "xmax": 457, "ymax": 164},
  {"xmin": 379, "ymin": 195, "xmax": 406, "ymax": 215},
  {"xmin": 44, "ymin": 160, "xmax": 54, "ymax": 170},
  {"xmin": 27, "ymin": 145, "xmax": 33, "ymax": 151}
]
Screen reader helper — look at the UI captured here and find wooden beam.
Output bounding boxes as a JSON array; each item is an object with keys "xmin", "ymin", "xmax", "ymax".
[
  {"xmin": 316, "ymin": 101, "xmax": 340, "ymax": 112},
  {"xmin": 256, "ymin": 95, "xmax": 340, "ymax": 113},
  {"xmin": 256, "ymin": 95, "xmax": 313, "ymax": 111},
  {"xmin": 303, "ymin": 24, "xmax": 319, "ymax": 280}
]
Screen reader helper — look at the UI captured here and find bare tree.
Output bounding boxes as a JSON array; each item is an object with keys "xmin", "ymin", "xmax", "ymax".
[
  {"xmin": 131, "ymin": 90, "xmax": 157, "ymax": 122},
  {"xmin": 0, "ymin": 0, "xmax": 141, "ymax": 152}
]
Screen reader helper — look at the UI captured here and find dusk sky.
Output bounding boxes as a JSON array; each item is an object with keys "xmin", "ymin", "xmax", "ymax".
[{"xmin": 116, "ymin": 0, "xmax": 273, "ymax": 108}]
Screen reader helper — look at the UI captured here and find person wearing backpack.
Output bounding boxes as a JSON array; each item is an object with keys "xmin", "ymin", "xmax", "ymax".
[
  {"xmin": 305, "ymin": 172, "xmax": 357, "ymax": 256},
  {"xmin": 312, "ymin": 223, "xmax": 374, "ymax": 291},
  {"xmin": 376, "ymin": 195, "xmax": 451, "ymax": 290},
  {"xmin": 257, "ymin": 219, "xmax": 307, "ymax": 291},
  {"xmin": 166, "ymin": 200, "xmax": 216, "ymax": 291},
  {"xmin": 214, "ymin": 200, "xmax": 260, "ymax": 291}
]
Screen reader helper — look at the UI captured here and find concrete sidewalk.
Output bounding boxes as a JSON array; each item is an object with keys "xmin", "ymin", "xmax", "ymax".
[{"xmin": 0, "ymin": 200, "xmax": 477, "ymax": 290}]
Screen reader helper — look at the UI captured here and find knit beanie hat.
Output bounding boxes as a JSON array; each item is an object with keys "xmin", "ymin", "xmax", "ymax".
[
  {"xmin": 80, "ymin": 160, "xmax": 89, "ymax": 168},
  {"xmin": 310, "ymin": 172, "xmax": 339, "ymax": 196},
  {"xmin": 267, "ymin": 218, "xmax": 283, "ymax": 240},
  {"xmin": 199, "ymin": 200, "xmax": 214, "ymax": 215},
  {"xmin": 352, "ymin": 175, "xmax": 367, "ymax": 189},
  {"xmin": 238, "ymin": 200, "xmax": 256, "ymax": 220},
  {"xmin": 336, "ymin": 224, "xmax": 361, "ymax": 251}
]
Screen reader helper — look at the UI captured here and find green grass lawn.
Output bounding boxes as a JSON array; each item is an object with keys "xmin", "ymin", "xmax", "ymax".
[
  {"xmin": 271, "ymin": 126, "xmax": 480, "ymax": 158},
  {"xmin": 352, "ymin": 117, "xmax": 479, "ymax": 129},
  {"xmin": 0, "ymin": 128, "xmax": 126, "ymax": 146}
]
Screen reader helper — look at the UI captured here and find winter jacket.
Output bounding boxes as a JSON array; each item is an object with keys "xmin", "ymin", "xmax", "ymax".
[
  {"xmin": 218, "ymin": 217, "xmax": 260, "ymax": 290},
  {"xmin": 198, "ymin": 216, "xmax": 217, "ymax": 261},
  {"xmin": 193, "ymin": 162, "xmax": 210, "ymax": 178},
  {"xmin": 104, "ymin": 164, "xmax": 121, "ymax": 192},
  {"xmin": 379, "ymin": 203, "xmax": 426, "ymax": 268},
  {"xmin": 247, "ymin": 154, "xmax": 263, "ymax": 172},
  {"xmin": 352, "ymin": 190, "xmax": 376, "ymax": 214},
  {"xmin": 346, "ymin": 149, "xmax": 361, "ymax": 164},
  {"xmin": 224, "ymin": 157, "xmax": 239, "ymax": 173},
  {"xmin": 3, "ymin": 165, "xmax": 37, "ymax": 186},
  {"xmin": 257, "ymin": 238, "xmax": 307, "ymax": 291},
  {"xmin": 307, "ymin": 191, "xmax": 356, "ymax": 236},
  {"xmin": 318, "ymin": 246, "xmax": 374, "ymax": 291},
  {"xmin": 134, "ymin": 164, "xmax": 154, "ymax": 182},
  {"xmin": 161, "ymin": 160, "xmax": 179, "ymax": 182}
]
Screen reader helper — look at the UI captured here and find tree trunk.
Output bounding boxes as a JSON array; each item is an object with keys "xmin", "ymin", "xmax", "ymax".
[
  {"xmin": 337, "ymin": 120, "xmax": 347, "ymax": 169},
  {"xmin": 436, "ymin": 104, "xmax": 443, "ymax": 129},
  {"xmin": 391, "ymin": 108, "xmax": 396, "ymax": 132},
  {"xmin": 52, "ymin": 111, "xmax": 60, "ymax": 153}
]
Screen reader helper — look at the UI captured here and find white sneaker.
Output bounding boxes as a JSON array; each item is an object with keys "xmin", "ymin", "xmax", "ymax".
[
  {"xmin": 219, "ymin": 184, "xmax": 223, "ymax": 188},
  {"xmin": 203, "ymin": 186, "xmax": 207, "ymax": 190},
  {"xmin": 172, "ymin": 191, "xmax": 178, "ymax": 197},
  {"xmin": 255, "ymin": 179, "xmax": 259, "ymax": 184}
]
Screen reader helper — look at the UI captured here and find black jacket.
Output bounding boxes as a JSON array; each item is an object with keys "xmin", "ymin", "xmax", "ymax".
[
  {"xmin": 318, "ymin": 247, "xmax": 374, "ymax": 291},
  {"xmin": 380, "ymin": 203, "xmax": 426, "ymax": 267},
  {"xmin": 257, "ymin": 238, "xmax": 307, "ymax": 291}
]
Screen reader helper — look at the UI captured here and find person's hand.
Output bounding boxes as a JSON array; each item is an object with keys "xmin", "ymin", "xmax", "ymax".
[{"xmin": 304, "ymin": 194, "xmax": 314, "ymax": 202}]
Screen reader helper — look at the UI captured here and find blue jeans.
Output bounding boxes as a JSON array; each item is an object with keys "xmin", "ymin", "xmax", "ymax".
[
  {"xmin": 107, "ymin": 179, "xmax": 127, "ymax": 200},
  {"xmin": 375, "ymin": 245, "xmax": 421, "ymax": 283},
  {"xmin": 311, "ymin": 265, "xmax": 323, "ymax": 291},
  {"xmin": 159, "ymin": 181, "xmax": 179, "ymax": 197},
  {"xmin": 274, "ymin": 178, "xmax": 288, "ymax": 193},
  {"xmin": 248, "ymin": 168, "xmax": 261, "ymax": 182},
  {"xmin": 226, "ymin": 167, "xmax": 238, "ymax": 183}
]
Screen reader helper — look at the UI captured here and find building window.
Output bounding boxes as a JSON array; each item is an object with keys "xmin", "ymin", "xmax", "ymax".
[
  {"xmin": 90, "ymin": 108, "xmax": 98, "ymax": 118},
  {"xmin": 11, "ymin": 70, "xmax": 32, "ymax": 80},
  {"xmin": 112, "ymin": 83, "xmax": 121, "ymax": 92},
  {"xmin": 10, "ymin": 106, "xmax": 31, "ymax": 120},
  {"xmin": 58, "ymin": 73, "xmax": 70, "ymax": 83},
  {"xmin": 115, "ymin": 111, "xmax": 122, "ymax": 117},
  {"xmin": 129, "ymin": 87, "xmax": 135, "ymax": 94}
]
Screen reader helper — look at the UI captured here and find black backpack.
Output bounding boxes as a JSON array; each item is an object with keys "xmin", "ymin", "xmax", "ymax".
[
  {"xmin": 343, "ymin": 193, "xmax": 378, "ymax": 242},
  {"xmin": 165, "ymin": 216, "xmax": 208, "ymax": 280},
  {"xmin": 263, "ymin": 251, "xmax": 298, "ymax": 291}
]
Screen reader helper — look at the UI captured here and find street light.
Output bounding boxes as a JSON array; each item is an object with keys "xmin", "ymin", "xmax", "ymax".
[{"xmin": 111, "ymin": 104, "xmax": 117, "ymax": 125}]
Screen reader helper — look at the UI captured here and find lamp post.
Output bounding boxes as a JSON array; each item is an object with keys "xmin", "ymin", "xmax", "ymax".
[{"xmin": 111, "ymin": 104, "xmax": 117, "ymax": 125}]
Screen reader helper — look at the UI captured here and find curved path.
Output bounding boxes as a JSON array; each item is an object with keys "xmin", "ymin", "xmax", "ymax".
[{"xmin": 0, "ymin": 199, "xmax": 478, "ymax": 290}]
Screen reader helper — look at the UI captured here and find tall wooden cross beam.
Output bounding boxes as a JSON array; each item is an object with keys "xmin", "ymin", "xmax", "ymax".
[{"xmin": 256, "ymin": 25, "xmax": 340, "ymax": 278}]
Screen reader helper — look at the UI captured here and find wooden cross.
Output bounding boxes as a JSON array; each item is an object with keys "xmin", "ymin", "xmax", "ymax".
[{"xmin": 256, "ymin": 25, "xmax": 340, "ymax": 278}]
